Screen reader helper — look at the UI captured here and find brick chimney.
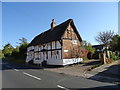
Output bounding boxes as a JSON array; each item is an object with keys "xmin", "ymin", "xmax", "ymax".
[{"xmin": 51, "ymin": 19, "xmax": 56, "ymax": 29}]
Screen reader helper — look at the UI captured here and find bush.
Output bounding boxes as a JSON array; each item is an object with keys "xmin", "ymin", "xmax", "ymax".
[
  {"xmin": 87, "ymin": 52, "xmax": 93, "ymax": 59},
  {"xmin": 0, "ymin": 49, "xmax": 4, "ymax": 58},
  {"xmin": 110, "ymin": 52, "xmax": 120, "ymax": 60},
  {"xmin": 92, "ymin": 51, "xmax": 99, "ymax": 59},
  {"xmin": 106, "ymin": 59, "xmax": 112, "ymax": 64}
]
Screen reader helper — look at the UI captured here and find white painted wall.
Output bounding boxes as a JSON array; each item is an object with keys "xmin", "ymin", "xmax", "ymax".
[
  {"xmin": 46, "ymin": 59, "xmax": 63, "ymax": 65},
  {"xmin": 39, "ymin": 46, "xmax": 41, "ymax": 51},
  {"xmin": 56, "ymin": 41, "xmax": 61, "ymax": 48},
  {"xmin": 26, "ymin": 41, "xmax": 63, "ymax": 65},
  {"xmin": 44, "ymin": 44, "xmax": 47, "ymax": 49},
  {"xmin": 27, "ymin": 46, "xmax": 34, "ymax": 51},
  {"xmin": 58, "ymin": 50, "xmax": 61, "ymax": 59},
  {"xmin": 26, "ymin": 51, "xmax": 34, "ymax": 63},
  {"xmin": 47, "ymin": 43, "xmax": 50, "ymax": 49},
  {"xmin": 48, "ymin": 51, "xmax": 51, "ymax": 59},
  {"xmin": 46, "ymin": 58, "xmax": 83, "ymax": 66},
  {"xmin": 52, "ymin": 41, "xmax": 55, "ymax": 49},
  {"xmin": 63, "ymin": 58, "xmax": 83, "ymax": 65},
  {"xmin": 34, "ymin": 46, "xmax": 39, "ymax": 51},
  {"xmin": 34, "ymin": 59, "xmax": 42, "ymax": 64}
]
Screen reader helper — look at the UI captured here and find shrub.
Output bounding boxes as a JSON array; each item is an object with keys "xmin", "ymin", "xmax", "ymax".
[
  {"xmin": 92, "ymin": 51, "xmax": 100, "ymax": 59},
  {"xmin": 110, "ymin": 52, "xmax": 120, "ymax": 60},
  {"xmin": 106, "ymin": 59, "xmax": 112, "ymax": 63}
]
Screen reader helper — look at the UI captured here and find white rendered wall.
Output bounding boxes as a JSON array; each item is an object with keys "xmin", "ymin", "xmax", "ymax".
[
  {"xmin": 46, "ymin": 58, "xmax": 83, "ymax": 66},
  {"xmin": 56, "ymin": 41, "xmax": 61, "ymax": 48},
  {"xmin": 63, "ymin": 58, "xmax": 83, "ymax": 65},
  {"xmin": 26, "ymin": 41, "xmax": 63, "ymax": 65},
  {"xmin": 52, "ymin": 41, "xmax": 55, "ymax": 49}
]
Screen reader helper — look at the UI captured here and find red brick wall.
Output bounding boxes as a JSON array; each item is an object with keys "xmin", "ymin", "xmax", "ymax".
[{"xmin": 62, "ymin": 24, "xmax": 81, "ymax": 59}]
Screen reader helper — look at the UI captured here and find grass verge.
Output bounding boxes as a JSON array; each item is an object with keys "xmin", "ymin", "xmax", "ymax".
[
  {"xmin": 3, "ymin": 56, "xmax": 25, "ymax": 64},
  {"xmin": 88, "ymin": 62, "xmax": 103, "ymax": 71}
]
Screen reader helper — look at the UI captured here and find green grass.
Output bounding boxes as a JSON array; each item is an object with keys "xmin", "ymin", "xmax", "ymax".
[{"xmin": 4, "ymin": 56, "xmax": 25, "ymax": 64}]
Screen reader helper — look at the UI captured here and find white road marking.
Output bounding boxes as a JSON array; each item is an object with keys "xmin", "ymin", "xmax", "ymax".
[
  {"xmin": 57, "ymin": 85, "xmax": 69, "ymax": 90},
  {"xmin": 23, "ymin": 72, "xmax": 41, "ymax": 80},
  {"xmin": 14, "ymin": 69, "xmax": 19, "ymax": 71}
]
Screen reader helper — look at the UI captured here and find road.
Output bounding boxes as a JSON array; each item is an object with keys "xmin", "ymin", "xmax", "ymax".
[{"xmin": 1, "ymin": 59, "xmax": 119, "ymax": 89}]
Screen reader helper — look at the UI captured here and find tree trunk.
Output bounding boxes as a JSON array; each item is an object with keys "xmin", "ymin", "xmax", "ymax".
[
  {"xmin": 107, "ymin": 50, "xmax": 110, "ymax": 59},
  {"xmin": 103, "ymin": 52, "xmax": 107, "ymax": 64}
]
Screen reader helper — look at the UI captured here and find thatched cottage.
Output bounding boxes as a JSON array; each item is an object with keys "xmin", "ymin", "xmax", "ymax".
[{"xmin": 26, "ymin": 19, "xmax": 83, "ymax": 66}]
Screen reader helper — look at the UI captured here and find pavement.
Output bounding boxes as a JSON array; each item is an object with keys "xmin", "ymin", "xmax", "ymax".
[
  {"xmin": 44, "ymin": 60, "xmax": 120, "ymax": 84},
  {"xmin": 1, "ymin": 59, "xmax": 119, "ymax": 89},
  {"xmin": 86, "ymin": 60, "xmax": 120, "ymax": 84}
]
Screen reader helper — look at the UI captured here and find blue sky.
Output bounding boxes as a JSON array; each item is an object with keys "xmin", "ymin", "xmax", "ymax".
[{"xmin": 2, "ymin": 2, "xmax": 118, "ymax": 49}]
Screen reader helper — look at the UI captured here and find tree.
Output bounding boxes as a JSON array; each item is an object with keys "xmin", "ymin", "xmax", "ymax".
[
  {"xmin": 69, "ymin": 40, "xmax": 94, "ymax": 60},
  {"xmin": 95, "ymin": 30, "xmax": 114, "ymax": 46},
  {"xmin": 81, "ymin": 41, "xmax": 95, "ymax": 59},
  {"xmin": 16, "ymin": 37, "xmax": 27, "ymax": 45},
  {"xmin": 95, "ymin": 30, "xmax": 114, "ymax": 64},
  {"xmin": 81, "ymin": 40, "xmax": 95, "ymax": 53},
  {"xmin": 110, "ymin": 35, "xmax": 120, "ymax": 56},
  {"xmin": 0, "ymin": 49, "xmax": 4, "ymax": 58},
  {"xmin": 11, "ymin": 46, "xmax": 19, "ymax": 59},
  {"xmin": 19, "ymin": 43, "xmax": 29, "ymax": 59},
  {"xmin": 16, "ymin": 37, "xmax": 28, "ymax": 59},
  {"xmin": 2, "ymin": 43, "xmax": 14, "ymax": 57}
]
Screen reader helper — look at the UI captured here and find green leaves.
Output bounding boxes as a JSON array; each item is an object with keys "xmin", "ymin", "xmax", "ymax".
[
  {"xmin": 2, "ymin": 37, "xmax": 29, "ymax": 63},
  {"xmin": 2, "ymin": 43, "xmax": 14, "ymax": 57},
  {"xmin": 81, "ymin": 40, "xmax": 95, "ymax": 53},
  {"xmin": 110, "ymin": 35, "xmax": 120, "ymax": 52}
]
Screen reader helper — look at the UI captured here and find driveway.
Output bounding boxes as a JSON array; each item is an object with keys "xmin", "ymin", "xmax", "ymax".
[{"xmin": 44, "ymin": 60, "xmax": 100, "ymax": 77}]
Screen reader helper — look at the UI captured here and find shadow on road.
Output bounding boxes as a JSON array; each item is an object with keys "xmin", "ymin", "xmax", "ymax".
[
  {"xmin": 88, "ymin": 64, "xmax": 120, "ymax": 84},
  {"xmin": 1, "ymin": 59, "xmax": 64, "ymax": 71},
  {"xmin": 1, "ymin": 59, "xmax": 100, "ymax": 71}
]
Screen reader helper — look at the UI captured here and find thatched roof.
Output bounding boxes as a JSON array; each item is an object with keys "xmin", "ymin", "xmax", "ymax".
[{"xmin": 28, "ymin": 19, "xmax": 82, "ymax": 46}]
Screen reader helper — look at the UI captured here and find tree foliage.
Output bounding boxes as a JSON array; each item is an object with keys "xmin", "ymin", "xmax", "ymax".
[
  {"xmin": 2, "ymin": 37, "xmax": 29, "ymax": 63},
  {"xmin": 110, "ymin": 35, "xmax": 120, "ymax": 52},
  {"xmin": 81, "ymin": 40, "xmax": 95, "ymax": 59},
  {"xmin": 81, "ymin": 40, "xmax": 95, "ymax": 53},
  {"xmin": 19, "ymin": 43, "xmax": 29, "ymax": 59},
  {"xmin": 0, "ymin": 49, "xmax": 4, "ymax": 58},
  {"xmin": 2, "ymin": 43, "xmax": 14, "ymax": 57},
  {"xmin": 110, "ymin": 35, "xmax": 120, "ymax": 58},
  {"xmin": 17, "ymin": 37, "xmax": 27, "ymax": 45}
]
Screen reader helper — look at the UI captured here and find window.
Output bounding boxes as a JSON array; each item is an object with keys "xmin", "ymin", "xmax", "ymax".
[
  {"xmin": 35, "ymin": 52, "xmax": 39, "ymax": 60},
  {"xmin": 52, "ymin": 50, "xmax": 58, "ymax": 59},
  {"xmin": 67, "ymin": 30, "xmax": 71, "ymax": 39},
  {"xmin": 72, "ymin": 40, "xmax": 78, "ymax": 44}
]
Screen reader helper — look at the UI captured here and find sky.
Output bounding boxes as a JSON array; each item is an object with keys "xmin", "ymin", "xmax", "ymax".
[{"xmin": 2, "ymin": 2, "xmax": 118, "ymax": 49}]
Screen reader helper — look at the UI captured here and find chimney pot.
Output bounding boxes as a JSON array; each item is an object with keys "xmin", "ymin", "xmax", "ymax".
[
  {"xmin": 51, "ymin": 19, "xmax": 56, "ymax": 29},
  {"xmin": 52, "ymin": 19, "xmax": 54, "ymax": 22}
]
